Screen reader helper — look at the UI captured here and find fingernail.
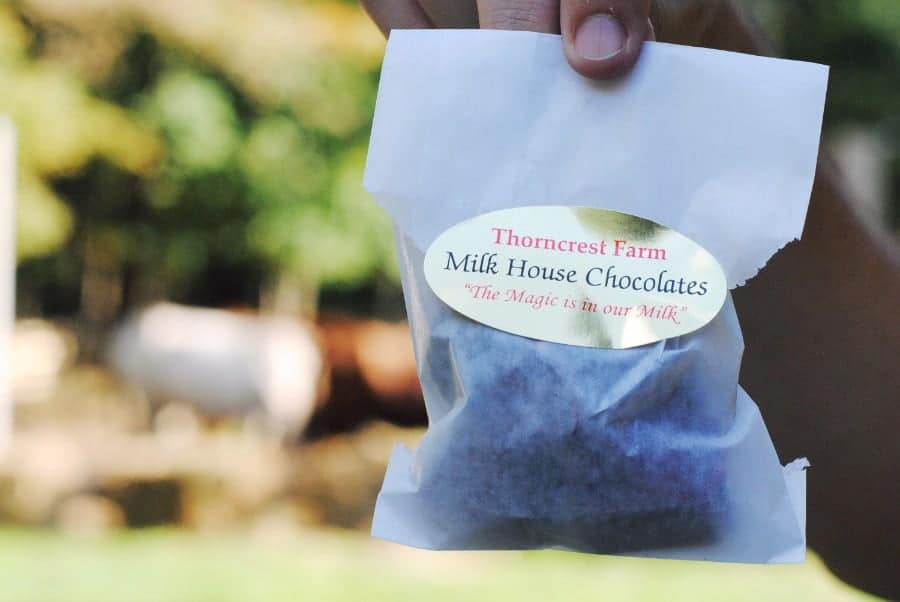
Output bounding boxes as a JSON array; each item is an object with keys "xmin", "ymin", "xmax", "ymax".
[{"xmin": 574, "ymin": 14, "xmax": 626, "ymax": 60}]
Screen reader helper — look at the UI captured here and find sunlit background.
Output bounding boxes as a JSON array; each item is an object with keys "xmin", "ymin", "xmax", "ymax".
[{"xmin": 2, "ymin": 0, "xmax": 897, "ymax": 600}]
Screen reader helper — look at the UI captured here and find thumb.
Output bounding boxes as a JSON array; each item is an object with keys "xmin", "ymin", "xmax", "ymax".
[{"xmin": 562, "ymin": 0, "xmax": 653, "ymax": 79}]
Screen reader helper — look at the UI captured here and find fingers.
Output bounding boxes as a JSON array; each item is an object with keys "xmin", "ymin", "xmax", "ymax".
[
  {"xmin": 361, "ymin": 0, "xmax": 661, "ymax": 80},
  {"xmin": 476, "ymin": 0, "xmax": 560, "ymax": 33},
  {"xmin": 651, "ymin": 0, "xmax": 726, "ymax": 46},
  {"xmin": 650, "ymin": 1, "xmax": 765, "ymax": 54},
  {"xmin": 561, "ymin": 0, "xmax": 653, "ymax": 79},
  {"xmin": 417, "ymin": 0, "xmax": 479, "ymax": 28},
  {"xmin": 360, "ymin": 0, "xmax": 433, "ymax": 36}
]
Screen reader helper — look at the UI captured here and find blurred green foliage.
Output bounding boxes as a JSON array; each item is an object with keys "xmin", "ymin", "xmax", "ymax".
[
  {"xmin": 6, "ymin": 0, "xmax": 899, "ymax": 319},
  {"xmin": 0, "ymin": 6, "xmax": 159, "ymax": 261},
  {"xmin": 8, "ymin": 0, "xmax": 391, "ymax": 318}
]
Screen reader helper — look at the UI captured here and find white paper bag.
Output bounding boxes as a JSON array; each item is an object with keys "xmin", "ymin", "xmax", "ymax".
[{"xmin": 364, "ymin": 30, "xmax": 827, "ymax": 563}]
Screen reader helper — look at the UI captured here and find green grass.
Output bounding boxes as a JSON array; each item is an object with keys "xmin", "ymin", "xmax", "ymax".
[{"xmin": 0, "ymin": 527, "xmax": 879, "ymax": 602}]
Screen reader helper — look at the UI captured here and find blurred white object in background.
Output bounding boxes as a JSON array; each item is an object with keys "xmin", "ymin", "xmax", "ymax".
[
  {"xmin": 831, "ymin": 128, "xmax": 890, "ymax": 229},
  {"xmin": 108, "ymin": 303, "xmax": 326, "ymax": 438},
  {"xmin": 11, "ymin": 319, "xmax": 76, "ymax": 405},
  {"xmin": 0, "ymin": 119, "xmax": 15, "ymax": 457}
]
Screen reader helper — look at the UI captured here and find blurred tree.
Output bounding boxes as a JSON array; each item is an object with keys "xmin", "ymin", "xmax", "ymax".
[
  {"xmin": 0, "ymin": 6, "xmax": 159, "ymax": 262},
  {"xmin": 9, "ymin": 0, "xmax": 395, "ymax": 332}
]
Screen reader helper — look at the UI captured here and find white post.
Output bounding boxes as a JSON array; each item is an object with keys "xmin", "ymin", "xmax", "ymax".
[{"xmin": 0, "ymin": 118, "xmax": 15, "ymax": 457}]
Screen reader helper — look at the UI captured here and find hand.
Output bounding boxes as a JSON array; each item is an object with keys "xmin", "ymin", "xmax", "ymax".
[
  {"xmin": 360, "ymin": 0, "xmax": 755, "ymax": 79},
  {"xmin": 361, "ymin": 2, "xmax": 900, "ymax": 598}
]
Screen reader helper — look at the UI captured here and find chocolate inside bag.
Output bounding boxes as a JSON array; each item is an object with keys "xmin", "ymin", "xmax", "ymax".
[
  {"xmin": 379, "ymin": 241, "xmax": 743, "ymax": 553},
  {"xmin": 418, "ymin": 313, "xmax": 731, "ymax": 551}
]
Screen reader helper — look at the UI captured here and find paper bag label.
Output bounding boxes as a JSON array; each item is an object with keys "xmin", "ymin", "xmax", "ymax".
[{"xmin": 423, "ymin": 206, "xmax": 727, "ymax": 348}]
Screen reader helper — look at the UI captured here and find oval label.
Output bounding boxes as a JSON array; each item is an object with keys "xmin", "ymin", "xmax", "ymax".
[{"xmin": 423, "ymin": 206, "xmax": 727, "ymax": 349}]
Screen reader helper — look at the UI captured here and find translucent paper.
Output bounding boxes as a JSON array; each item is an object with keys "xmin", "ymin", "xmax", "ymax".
[{"xmin": 364, "ymin": 30, "xmax": 827, "ymax": 562}]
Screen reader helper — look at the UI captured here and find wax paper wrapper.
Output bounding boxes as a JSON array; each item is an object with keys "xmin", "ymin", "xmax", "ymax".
[{"xmin": 364, "ymin": 30, "xmax": 827, "ymax": 562}]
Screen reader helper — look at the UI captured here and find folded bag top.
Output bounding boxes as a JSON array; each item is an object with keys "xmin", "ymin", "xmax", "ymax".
[{"xmin": 365, "ymin": 29, "xmax": 828, "ymax": 288}]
